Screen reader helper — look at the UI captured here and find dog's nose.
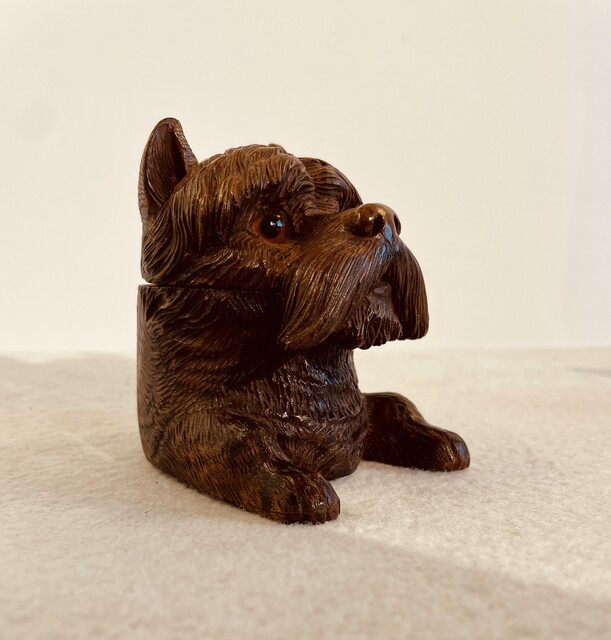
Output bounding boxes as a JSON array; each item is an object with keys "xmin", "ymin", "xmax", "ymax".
[{"xmin": 345, "ymin": 203, "xmax": 400, "ymax": 239}]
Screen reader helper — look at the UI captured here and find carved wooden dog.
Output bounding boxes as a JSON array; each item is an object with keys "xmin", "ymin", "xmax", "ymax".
[{"xmin": 137, "ymin": 118, "xmax": 469, "ymax": 524}]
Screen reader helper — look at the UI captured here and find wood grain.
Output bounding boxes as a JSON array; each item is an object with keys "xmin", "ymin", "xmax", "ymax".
[{"xmin": 137, "ymin": 118, "xmax": 469, "ymax": 523}]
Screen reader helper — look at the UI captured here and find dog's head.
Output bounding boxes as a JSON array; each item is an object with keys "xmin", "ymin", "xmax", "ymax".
[{"xmin": 139, "ymin": 118, "xmax": 428, "ymax": 351}]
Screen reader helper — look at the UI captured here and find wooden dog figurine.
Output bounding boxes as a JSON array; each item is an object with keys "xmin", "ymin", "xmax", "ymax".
[{"xmin": 137, "ymin": 118, "xmax": 469, "ymax": 524}]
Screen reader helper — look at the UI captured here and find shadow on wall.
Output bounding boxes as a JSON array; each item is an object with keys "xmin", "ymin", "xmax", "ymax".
[{"xmin": 564, "ymin": 9, "xmax": 611, "ymax": 344}]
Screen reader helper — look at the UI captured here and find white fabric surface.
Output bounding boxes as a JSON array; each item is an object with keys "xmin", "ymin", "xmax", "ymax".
[{"xmin": 1, "ymin": 347, "xmax": 610, "ymax": 639}]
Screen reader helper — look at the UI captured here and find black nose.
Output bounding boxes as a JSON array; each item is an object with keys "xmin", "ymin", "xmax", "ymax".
[{"xmin": 345, "ymin": 203, "xmax": 401, "ymax": 239}]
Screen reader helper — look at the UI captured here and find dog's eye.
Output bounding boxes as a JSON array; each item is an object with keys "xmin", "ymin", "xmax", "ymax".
[{"xmin": 255, "ymin": 213, "xmax": 288, "ymax": 243}]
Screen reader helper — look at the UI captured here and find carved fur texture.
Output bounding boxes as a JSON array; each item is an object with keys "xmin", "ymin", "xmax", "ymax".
[{"xmin": 137, "ymin": 118, "xmax": 469, "ymax": 524}]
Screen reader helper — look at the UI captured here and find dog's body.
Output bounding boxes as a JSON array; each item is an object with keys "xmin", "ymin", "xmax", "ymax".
[{"xmin": 137, "ymin": 118, "xmax": 469, "ymax": 523}]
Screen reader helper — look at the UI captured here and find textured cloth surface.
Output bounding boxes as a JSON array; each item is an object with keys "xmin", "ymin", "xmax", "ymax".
[{"xmin": 1, "ymin": 348, "xmax": 610, "ymax": 639}]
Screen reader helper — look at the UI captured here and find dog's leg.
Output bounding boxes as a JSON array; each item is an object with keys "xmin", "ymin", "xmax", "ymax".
[
  {"xmin": 362, "ymin": 392, "xmax": 469, "ymax": 471},
  {"xmin": 149, "ymin": 412, "xmax": 340, "ymax": 524}
]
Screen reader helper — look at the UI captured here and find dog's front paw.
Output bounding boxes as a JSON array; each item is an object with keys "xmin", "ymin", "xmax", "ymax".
[
  {"xmin": 425, "ymin": 427, "xmax": 470, "ymax": 471},
  {"xmin": 261, "ymin": 468, "xmax": 340, "ymax": 525},
  {"xmin": 363, "ymin": 392, "xmax": 470, "ymax": 471}
]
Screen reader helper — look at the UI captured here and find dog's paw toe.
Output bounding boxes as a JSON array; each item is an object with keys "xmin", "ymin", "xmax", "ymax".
[
  {"xmin": 433, "ymin": 430, "xmax": 470, "ymax": 471},
  {"xmin": 264, "ymin": 471, "xmax": 340, "ymax": 525}
]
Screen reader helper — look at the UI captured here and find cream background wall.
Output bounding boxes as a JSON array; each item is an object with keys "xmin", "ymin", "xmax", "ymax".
[{"xmin": 1, "ymin": 0, "xmax": 609, "ymax": 351}]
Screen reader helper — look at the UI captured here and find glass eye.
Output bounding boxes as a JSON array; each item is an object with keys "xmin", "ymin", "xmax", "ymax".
[{"xmin": 256, "ymin": 213, "xmax": 288, "ymax": 243}]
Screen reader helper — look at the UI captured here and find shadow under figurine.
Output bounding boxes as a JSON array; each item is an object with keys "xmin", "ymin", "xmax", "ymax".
[{"xmin": 137, "ymin": 117, "xmax": 470, "ymax": 524}]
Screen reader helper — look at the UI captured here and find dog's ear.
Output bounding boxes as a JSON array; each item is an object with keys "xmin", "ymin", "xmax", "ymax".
[{"xmin": 138, "ymin": 118, "xmax": 198, "ymax": 220}]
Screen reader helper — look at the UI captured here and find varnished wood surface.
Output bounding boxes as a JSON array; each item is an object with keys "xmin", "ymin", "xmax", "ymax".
[{"xmin": 137, "ymin": 118, "xmax": 469, "ymax": 523}]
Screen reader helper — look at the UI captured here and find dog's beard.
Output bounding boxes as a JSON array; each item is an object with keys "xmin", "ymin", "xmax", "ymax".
[
  {"xmin": 332, "ymin": 281, "xmax": 403, "ymax": 349},
  {"xmin": 280, "ymin": 239, "xmax": 429, "ymax": 351}
]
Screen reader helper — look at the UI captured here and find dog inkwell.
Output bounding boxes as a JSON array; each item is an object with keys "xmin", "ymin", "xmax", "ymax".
[{"xmin": 137, "ymin": 118, "xmax": 470, "ymax": 524}]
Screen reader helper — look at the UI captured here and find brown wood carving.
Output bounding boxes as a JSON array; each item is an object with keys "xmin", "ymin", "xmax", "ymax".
[{"xmin": 137, "ymin": 118, "xmax": 470, "ymax": 524}]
